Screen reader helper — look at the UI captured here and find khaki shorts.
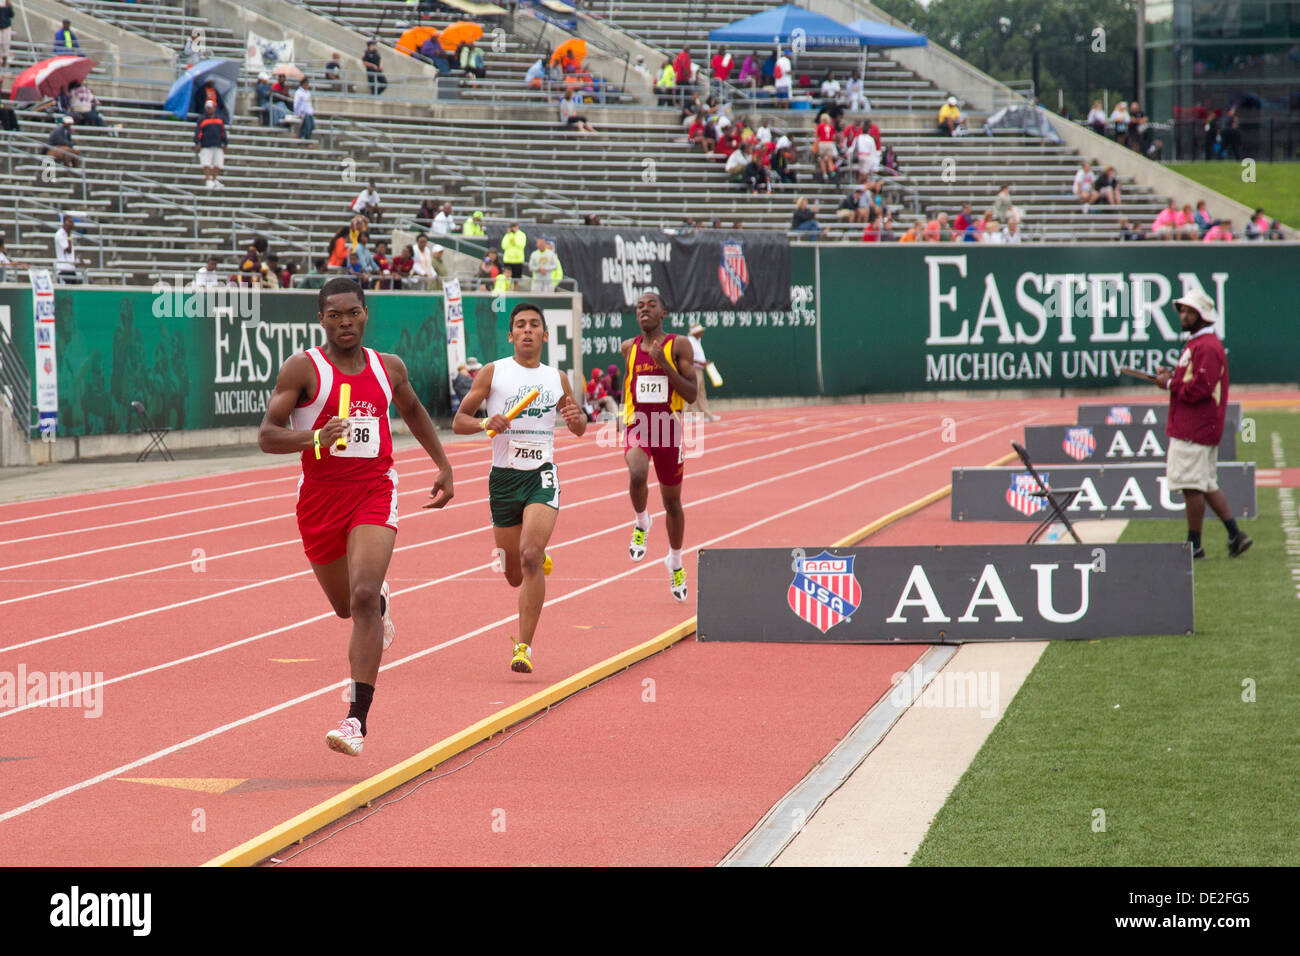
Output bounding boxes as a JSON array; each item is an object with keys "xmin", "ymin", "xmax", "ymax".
[
  {"xmin": 1166, "ymin": 437, "xmax": 1219, "ymax": 492},
  {"xmin": 817, "ymin": 140, "xmax": 837, "ymax": 157}
]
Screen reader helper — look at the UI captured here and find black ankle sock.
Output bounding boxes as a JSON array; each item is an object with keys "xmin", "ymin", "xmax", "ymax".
[
  {"xmin": 1223, "ymin": 518, "xmax": 1240, "ymax": 539},
  {"xmin": 347, "ymin": 681, "xmax": 374, "ymax": 736},
  {"xmin": 1188, "ymin": 530, "xmax": 1203, "ymax": 550}
]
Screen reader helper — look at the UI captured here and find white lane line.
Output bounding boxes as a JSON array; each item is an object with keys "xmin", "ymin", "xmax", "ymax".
[
  {"xmin": 0, "ymin": 413, "xmax": 880, "ymax": 586},
  {"xmin": 0, "ymin": 412, "xmax": 1042, "ymax": 826},
  {"xmin": 0, "ymin": 413, "xmax": 826, "ymax": 560},
  {"xmin": 0, "ymin": 414, "xmax": 936, "ymax": 651}
]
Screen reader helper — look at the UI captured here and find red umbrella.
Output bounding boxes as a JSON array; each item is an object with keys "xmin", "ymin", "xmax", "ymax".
[{"xmin": 10, "ymin": 56, "xmax": 98, "ymax": 101}]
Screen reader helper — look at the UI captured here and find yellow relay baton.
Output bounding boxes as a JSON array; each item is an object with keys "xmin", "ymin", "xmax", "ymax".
[
  {"xmin": 484, "ymin": 387, "xmax": 539, "ymax": 438},
  {"xmin": 336, "ymin": 383, "xmax": 351, "ymax": 449}
]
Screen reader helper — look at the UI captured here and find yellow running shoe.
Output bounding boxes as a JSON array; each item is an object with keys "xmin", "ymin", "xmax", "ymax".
[
  {"xmin": 668, "ymin": 566, "xmax": 688, "ymax": 603},
  {"xmin": 629, "ymin": 525, "xmax": 649, "ymax": 561},
  {"xmin": 510, "ymin": 640, "xmax": 533, "ymax": 674},
  {"xmin": 543, "ymin": 553, "xmax": 552, "ymax": 575}
]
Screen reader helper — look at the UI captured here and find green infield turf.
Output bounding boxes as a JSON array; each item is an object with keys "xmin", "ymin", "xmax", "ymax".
[
  {"xmin": 912, "ymin": 408, "xmax": 1300, "ymax": 866},
  {"xmin": 1165, "ymin": 162, "xmax": 1300, "ymax": 230}
]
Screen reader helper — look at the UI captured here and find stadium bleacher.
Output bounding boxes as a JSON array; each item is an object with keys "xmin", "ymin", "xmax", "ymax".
[{"xmin": 0, "ymin": 0, "xmax": 1215, "ymax": 287}]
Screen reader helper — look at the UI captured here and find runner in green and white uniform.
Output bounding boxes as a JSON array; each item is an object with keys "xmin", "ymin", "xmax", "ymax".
[{"xmin": 453, "ymin": 302, "xmax": 586, "ymax": 673}]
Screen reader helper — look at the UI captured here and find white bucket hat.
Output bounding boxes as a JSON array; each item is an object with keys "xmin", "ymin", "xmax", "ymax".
[{"xmin": 1172, "ymin": 289, "xmax": 1216, "ymax": 323}]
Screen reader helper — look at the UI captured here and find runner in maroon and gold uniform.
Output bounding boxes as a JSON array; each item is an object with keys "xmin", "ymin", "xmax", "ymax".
[{"xmin": 621, "ymin": 291, "xmax": 696, "ymax": 601}]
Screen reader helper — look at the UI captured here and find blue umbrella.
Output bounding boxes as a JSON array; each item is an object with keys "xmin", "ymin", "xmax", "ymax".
[
  {"xmin": 164, "ymin": 58, "xmax": 240, "ymax": 119},
  {"xmin": 846, "ymin": 18, "xmax": 927, "ymax": 49},
  {"xmin": 708, "ymin": 4, "xmax": 865, "ymax": 49}
]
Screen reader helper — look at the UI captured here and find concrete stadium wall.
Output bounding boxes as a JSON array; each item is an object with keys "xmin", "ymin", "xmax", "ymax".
[{"xmin": 19, "ymin": 0, "xmax": 176, "ymax": 99}]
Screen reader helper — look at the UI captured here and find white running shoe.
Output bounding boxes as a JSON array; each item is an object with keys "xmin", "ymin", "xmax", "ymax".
[
  {"xmin": 665, "ymin": 555, "xmax": 688, "ymax": 602},
  {"xmin": 326, "ymin": 716, "xmax": 363, "ymax": 756},
  {"xmin": 380, "ymin": 580, "xmax": 395, "ymax": 650},
  {"xmin": 629, "ymin": 516, "xmax": 652, "ymax": 562},
  {"xmin": 213, "ymin": 179, "xmax": 225, "ymax": 189}
]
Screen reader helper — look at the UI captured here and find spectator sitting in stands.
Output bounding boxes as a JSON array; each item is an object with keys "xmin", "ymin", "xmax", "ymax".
[
  {"xmin": 844, "ymin": 70, "xmax": 869, "ymax": 111},
  {"xmin": 1085, "ymin": 100, "xmax": 1107, "ymax": 135},
  {"xmin": 391, "ymin": 244, "xmax": 414, "ymax": 288},
  {"xmin": 586, "ymin": 369, "xmax": 618, "ymax": 421},
  {"xmin": 771, "ymin": 142, "xmax": 797, "ymax": 183},
  {"xmin": 1094, "ymin": 165, "xmax": 1121, "ymax": 204},
  {"xmin": 981, "ymin": 218, "xmax": 1005, "ymax": 244},
  {"xmin": 837, "ymin": 188, "xmax": 862, "ymax": 223},
  {"xmin": 351, "ymin": 181, "xmax": 383, "ymax": 222},
  {"xmin": 791, "ymin": 197, "xmax": 819, "ymax": 238},
  {"xmin": 1117, "ymin": 218, "xmax": 1145, "ymax": 241},
  {"xmin": 961, "ymin": 216, "xmax": 981, "ymax": 242},
  {"xmin": 679, "ymin": 93, "xmax": 703, "ymax": 127},
  {"xmin": 742, "ymin": 144, "xmax": 770, "ymax": 193},
  {"xmin": 451, "ymin": 364, "xmax": 473, "ymax": 414},
  {"xmin": 1003, "ymin": 219, "xmax": 1024, "ymax": 243},
  {"xmin": 898, "ymin": 219, "xmax": 923, "ymax": 243},
  {"xmin": 584, "ymin": 213, "xmax": 602, "ymax": 226},
  {"xmin": 1149, "ymin": 199, "xmax": 1180, "ymax": 239},
  {"xmin": 433, "ymin": 202, "xmax": 455, "ymax": 236},
  {"xmin": 239, "ymin": 237, "xmax": 267, "ymax": 285},
  {"xmin": 327, "ymin": 226, "xmax": 349, "ymax": 271},
  {"xmin": 324, "ymin": 52, "xmax": 345, "ymax": 92},
  {"xmin": 1204, "ymin": 219, "xmax": 1233, "ymax": 241},
  {"xmin": 478, "ymin": 247, "xmax": 502, "ymax": 290},
  {"xmin": 714, "ymin": 122, "xmax": 741, "ymax": 160},
  {"xmin": 877, "ymin": 210, "xmax": 899, "ymax": 242},
  {"xmin": 194, "ymin": 79, "xmax": 228, "ymax": 121},
  {"xmin": 268, "ymin": 74, "xmax": 293, "ymax": 126},
  {"xmin": 460, "ymin": 41, "xmax": 486, "ymax": 80},
  {"xmin": 1176, "ymin": 203, "xmax": 1199, "ymax": 240},
  {"xmin": 410, "ymin": 232, "xmax": 445, "ymax": 289},
  {"xmin": 1072, "ymin": 160, "xmax": 1099, "ymax": 209},
  {"xmin": 369, "ymin": 244, "xmax": 391, "ymax": 289},
  {"xmin": 53, "ymin": 19, "xmax": 80, "ymax": 56},
  {"xmin": 255, "ymin": 72, "xmax": 286, "ymax": 126},
  {"xmin": 526, "ymin": 57, "xmax": 547, "ymax": 90},
  {"xmin": 345, "ymin": 251, "xmax": 367, "ymax": 284},
  {"xmin": 953, "ymin": 203, "xmax": 974, "ymax": 233},
  {"xmin": 819, "ymin": 70, "xmax": 841, "ymax": 111},
  {"xmin": 1193, "ymin": 200, "xmax": 1213, "ymax": 237},
  {"xmin": 937, "ymin": 96, "xmax": 962, "ymax": 136},
  {"xmin": 180, "ymin": 29, "xmax": 204, "ymax": 68},
  {"xmin": 66, "ymin": 80, "xmax": 104, "ymax": 126},
  {"xmin": 924, "ymin": 212, "xmax": 950, "ymax": 241},
  {"xmin": 724, "ymin": 141, "xmax": 749, "ymax": 181},
  {"xmin": 194, "ymin": 255, "xmax": 222, "ymax": 288},
  {"xmin": 354, "ymin": 233, "xmax": 379, "ymax": 280},
  {"xmin": 415, "ymin": 198, "xmax": 438, "ymax": 231},
  {"xmin": 463, "ymin": 210, "xmax": 486, "ymax": 237},
  {"xmin": 262, "ymin": 253, "xmax": 282, "ymax": 288},
  {"xmin": 687, "ymin": 111, "xmax": 715, "ymax": 153},
  {"xmin": 363, "ymin": 39, "xmax": 387, "ymax": 95},
  {"xmin": 1244, "ymin": 208, "xmax": 1270, "ymax": 240},
  {"xmin": 860, "ymin": 207, "xmax": 880, "ymax": 242},
  {"xmin": 560, "ymin": 89, "xmax": 596, "ymax": 133},
  {"xmin": 1109, "ymin": 101, "xmax": 1130, "ymax": 143},
  {"xmin": 43, "ymin": 116, "xmax": 80, "ymax": 174}
]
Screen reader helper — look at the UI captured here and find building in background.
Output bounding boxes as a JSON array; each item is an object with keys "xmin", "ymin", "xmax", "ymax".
[{"xmin": 1141, "ymin": 0, "xmax": 1300, "ymax": 160}]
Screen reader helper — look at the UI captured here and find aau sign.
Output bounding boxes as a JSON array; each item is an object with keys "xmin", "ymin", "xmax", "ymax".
[{"xmin": 698, "ymin": 544, "xmax": 1193, "ymax": 643}]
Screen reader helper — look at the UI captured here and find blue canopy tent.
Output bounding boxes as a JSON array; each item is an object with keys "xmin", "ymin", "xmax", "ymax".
[
  {"xmin": 164, "ymin": 59, "xmax": 239, "ymax": 120},
  {"xmin": 708, "ymin": 4, "xmax": 867, "ymax": 49},
  {"xmin": 846, "ymin": 18, "xmax": 928, "ymax": 49}
]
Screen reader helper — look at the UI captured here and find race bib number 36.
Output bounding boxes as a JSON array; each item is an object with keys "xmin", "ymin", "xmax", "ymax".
[
  {"xmin": 509, "ymin": 438, "xmax": 549, "ymax": 470},
  {"xmin": 335, "ymin": 416, "xmax": 380, "ymax": 458},
  {"xmin": 636, "ymin": 375, "xmax": 669, "ymax": 403}
]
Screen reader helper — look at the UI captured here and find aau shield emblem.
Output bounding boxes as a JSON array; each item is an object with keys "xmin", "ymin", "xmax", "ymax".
[
  {"xmin": 787, "ymin": 551, "xmax": 861, "ymax": 634},
  {"xmin": 718, "ymin": 241, "xmax": 749, "ymax": 305},
  {"xmin": 1005, "ymin": 472, "xmax": 1048, "ymax": 516},
  {"xmin": 1106, "ymin": 406, "xmax": 1132, "ymax": 425},
  {"xmin": 1063, "ymin": 426, "xmax": 1096, "ymax": 461}
]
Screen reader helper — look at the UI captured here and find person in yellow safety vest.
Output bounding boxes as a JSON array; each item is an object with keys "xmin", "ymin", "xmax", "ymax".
[
  {"xmin": 501, "ymin": 221, "xmax": 527, "ymax": 289},
  {"xmin": 462, "ymin": 210, "xmax": 485, "ymax": 237},
  {"xmin": 491, "ymin": 270, "xmax": 512, "ymax": 294},
  {"xmin": 655, "ymin": 60, "xmax": 675, "ymax": 107}
]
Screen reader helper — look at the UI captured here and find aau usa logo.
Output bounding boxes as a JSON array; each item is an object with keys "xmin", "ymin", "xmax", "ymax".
[
  {"xmin": 1106, "ymin": 406, "xmax": 1132, "ymax": 425},
  {"xmin": 717, "ymin": 241, "xmax": 749, "ymax": 306},
  {"xmin": 787, "ymin": 550, "xmax": 861, "ymax": 634},
  {"xmin": 1005, "ymin": 472, "xmax": 1048, "ymax": 516},
  {"xmin": 1063, "ymin": 426, "xmax": 1096, "ymax": 461}
]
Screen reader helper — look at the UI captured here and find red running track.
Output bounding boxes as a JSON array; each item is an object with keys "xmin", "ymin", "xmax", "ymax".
[{"xmin": 0, "ymin": 397, "xmax": 1136, "ymax": 865}]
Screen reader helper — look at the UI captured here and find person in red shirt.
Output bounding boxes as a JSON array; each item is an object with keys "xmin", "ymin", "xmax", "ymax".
[
  {"xmin": 1155, "ymin": 290, "xmax": 1251, "ymax": 559},
  {"xmin": 258, "ymin": 277, "xmax": 454, "ymax": 755},
  {"xmin": 673, "ymin": 45, "xmax": 692, "ymax": 104},
  {"xmin": 710, "ymin": 46, "xmax": 733, "ymax": 89},
  {"xmin": 815, "ymin": 112, "xmax": 837, "ymax": 182}
]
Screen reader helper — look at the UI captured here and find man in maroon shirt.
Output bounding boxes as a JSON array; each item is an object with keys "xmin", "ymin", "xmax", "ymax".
[{"xmin": 1156, "ymin": 290, "xmax": 1251, "ymax": 559}]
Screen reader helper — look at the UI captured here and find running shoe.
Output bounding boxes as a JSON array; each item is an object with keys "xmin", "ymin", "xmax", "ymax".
[
  {"xmin": 1228, "ymin": 533, "xmax": 1253, "ymax": 558},
  {"xmin": 380, "ymin": 580, "xmax": 395, "ymax": 650},
  {"xmin": 543, "ymin": 553, "xmax": 553, "ymax": 576},
  {"xmin": 510, "ymin": 640, "xmax": 533, "ymax": 674},
  {"xmin": 666, "ymin": 560, "xmax": 688, "ymax": 603},
  {"xmin": 326, "ymin": 717, "xmax": 364, "ymax": 756},
  {"xmin": 1193, "ymin": 547, "xmax": 1207, "ymax": 560},
  {"xmin": 629, "ymin": 521, "xmax": 651, "ymax": 562}
]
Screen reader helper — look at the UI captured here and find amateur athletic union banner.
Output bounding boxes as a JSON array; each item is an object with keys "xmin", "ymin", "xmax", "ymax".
[
  {"xmin": 698, "ymin": 543, "xmax": 1194, "ymax": 643},
  {"xmin": 497, "ymin": 227, "xmax": 791, "ymax": 313}
]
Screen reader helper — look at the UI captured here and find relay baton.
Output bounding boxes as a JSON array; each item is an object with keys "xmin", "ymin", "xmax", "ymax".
[
  {"xmin": 706, "ymin": 361, "xmax": 723, "ymax": 388},
  {"xmin": 485, "ymin": 387, "xmax": 539, "ymax": 438},
  {"xmin": 336, "ymin": 383, "xmax": 351, "ymax": 448}
]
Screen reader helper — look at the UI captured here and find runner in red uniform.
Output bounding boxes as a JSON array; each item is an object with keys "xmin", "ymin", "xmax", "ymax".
[
  {"xmin": 621, "ymin": 291, "xmax": 696, "ymax": 601},
  {"xmin": 259, "ymin": 277, "xmax": 454, "ymax": 756}
]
